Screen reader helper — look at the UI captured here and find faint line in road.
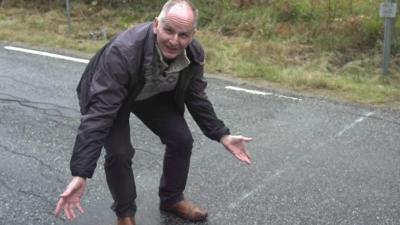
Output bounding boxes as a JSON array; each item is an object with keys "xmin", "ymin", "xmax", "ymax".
[
  {"xmin": 337, "ymin": 111, "xmax": 376, "ymax": 137},
  {"xmin": 225, "ymin": 86, "xmax": 302, "ymax": 101},
  {"xmin": 228, "ymin": 169, "xmax": 285, "ymax": 209},
  {"xmin": 4, "ymin": 46, "xmax": 89, "ymax": 64}
]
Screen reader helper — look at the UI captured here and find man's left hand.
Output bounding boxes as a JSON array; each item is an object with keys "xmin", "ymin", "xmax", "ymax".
[{"xmin": 221, "ymin": 135, "xmax": 252, "ymax": 164}]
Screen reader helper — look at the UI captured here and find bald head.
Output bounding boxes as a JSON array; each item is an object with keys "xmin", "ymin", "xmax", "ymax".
[
  {"xmin": 152, "ymin": 0, "xmax": 197, "ymax": 59},
  {"xmin": 157, "ymin": 0, "xmax": 198, "ymax": 29}
]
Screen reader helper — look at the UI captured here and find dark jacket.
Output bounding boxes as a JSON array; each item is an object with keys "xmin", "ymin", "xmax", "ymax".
[{"xmin": 70, "ymin": 22, "xmax": 230, "ymax": 178}]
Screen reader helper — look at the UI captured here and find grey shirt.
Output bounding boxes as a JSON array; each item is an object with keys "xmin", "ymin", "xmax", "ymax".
[{"xmin": 135, "ymin": 45, "xmax": 190, "ymax": 101}]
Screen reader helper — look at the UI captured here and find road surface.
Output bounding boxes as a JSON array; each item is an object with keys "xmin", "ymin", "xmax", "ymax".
[{"xmin": 0, "ymin": 45, "xmax": 399, "ymax": 225}]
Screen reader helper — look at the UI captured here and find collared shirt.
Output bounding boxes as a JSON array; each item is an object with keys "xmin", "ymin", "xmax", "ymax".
[{"xmin": 135, "ymin": 44, "xmax": 190, "ymax": 101}]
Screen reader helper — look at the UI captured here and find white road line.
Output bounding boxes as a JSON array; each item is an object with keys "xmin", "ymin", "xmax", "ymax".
[
  {"xmin": 228, "ymin": 169, "xmax": 285, "ymax": 209},
  {"xmin": 2, "ymin": 46, "xmax": 299, "ymax": 102},
  {"xmin": 337, "ymin": 111, "xmax": 376, "ymax": 137},
  {"xmin": 225, "ymin": 86, "xmax": 302, "ymax": 101},
  {"xmin": 4, "ymin": 46, "xmax": 89, "ymax": 64}
]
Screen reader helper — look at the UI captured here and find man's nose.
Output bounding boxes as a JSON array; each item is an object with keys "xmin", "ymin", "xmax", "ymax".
[{"xmin": 169, "ymin": 34, "xmax": 179, "ymax": 45}]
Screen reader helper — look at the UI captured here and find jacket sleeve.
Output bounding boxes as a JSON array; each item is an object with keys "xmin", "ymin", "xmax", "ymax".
[
  {"xmin": 185, "ymin": 65, "xmax": 230, "ymax": 142},
  {"xmin": 70, "ymin": 45, "xmax": 130, "ymax": 178}
]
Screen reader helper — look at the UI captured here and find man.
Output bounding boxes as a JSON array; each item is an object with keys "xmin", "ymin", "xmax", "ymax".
[{"xmin": 54, "ymin": 1, "xmax": 252, "ymax": 224}]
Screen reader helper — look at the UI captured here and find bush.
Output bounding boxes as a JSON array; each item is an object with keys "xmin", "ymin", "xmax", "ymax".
[
  {"xmin": 274, "ymin": 0, "xmax": 318, "ymax": 23},
  {"xmin": 361, "ymin": 16, "xmax": 383, "ymax": 48}
]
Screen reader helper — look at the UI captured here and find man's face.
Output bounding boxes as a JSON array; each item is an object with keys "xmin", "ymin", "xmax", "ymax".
[{"xmin": 153, "ymin": 5, "xmax": 196, "ymax": 60}]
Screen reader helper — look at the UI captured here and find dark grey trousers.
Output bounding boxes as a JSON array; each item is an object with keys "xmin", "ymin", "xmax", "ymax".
[{"xmin": 103, "ymin": 92, "xmax": 193, "ymax": 218}]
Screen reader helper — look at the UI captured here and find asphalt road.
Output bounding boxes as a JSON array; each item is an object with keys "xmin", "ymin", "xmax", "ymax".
[{"xmin": 0, "ymin": 45, "xmax": 399, "ymax": 225}]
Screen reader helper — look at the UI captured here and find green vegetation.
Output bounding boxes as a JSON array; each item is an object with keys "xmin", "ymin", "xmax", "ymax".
[{"xmin": 0, "ymin": 0, "xmax": 399, "ymax": 107}]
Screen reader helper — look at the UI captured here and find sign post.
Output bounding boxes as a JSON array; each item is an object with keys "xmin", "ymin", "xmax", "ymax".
[
  {"xmin": 66, "ymin": 0, "xmax": 72, "ymax": 33},
  {"xmin": 380, "ymin": 1, "xmax": 397, "ymax": 75}
]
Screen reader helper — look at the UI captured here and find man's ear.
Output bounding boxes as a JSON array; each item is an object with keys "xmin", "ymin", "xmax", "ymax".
[{"xmin": 152, "ymin": 17, "xmax": 159, "ymax": 34}]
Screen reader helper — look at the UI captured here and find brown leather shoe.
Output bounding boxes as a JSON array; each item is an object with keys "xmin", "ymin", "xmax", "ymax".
[
  {"xmin": 117, "ymin": 216, "xmax": 136, "ymax": 225},
  {"xmin": 160, "ymin": 200, "xmax": 208, "ymax": 221}
]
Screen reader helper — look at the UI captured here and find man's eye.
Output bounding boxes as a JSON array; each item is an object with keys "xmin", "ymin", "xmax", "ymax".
[{"xmin": 164, "ymin": 28, "xmax": 173, "ymax": 33}]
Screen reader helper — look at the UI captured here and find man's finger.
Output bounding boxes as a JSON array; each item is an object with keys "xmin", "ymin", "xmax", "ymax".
[
  {"xmin": 76, "ymin": 203, "xmax": 85, "ymax": 214},
  {"xmin": 243, "ymin": 148, "xmax": 251, "ymax": 159},
  {"xmin": 239, "ymin": 156, "xmax": 251, "ymax": 165},
  {"xmin": 69, "ymin": 205, "xmax": 76, "ymax": 220},
  {"xmin": 236, "ymin": 152, "xmax": 251, "ymax": 164},
  {"xmin": 64, "ymin": 206, "xmax": 71, "ymax": 220},
  {"xmin": 240, "ymin": 150, "xmax": 251, "ymax": 164},
  {"xmin": 59, "ymin": 188, "xmax": 73, "ymax": 198},
  {"xmin": 241, "ymin": 136, "xmax": 252, "ymax": 142},
  {"xmin": 54, "ymin": 198, "xmax": 65, "ymax": 217},
  {"xmin": 243, "ymin": 156, "xmax": 251, "ymax": 164},
  {"xmin": 66, "ymin": 203, "xmax": 76, "ymax": 220}
]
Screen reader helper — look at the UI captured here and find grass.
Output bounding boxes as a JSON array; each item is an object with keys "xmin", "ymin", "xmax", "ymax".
[
  {"xmin": 0, "ymin": 2, "xmax": 399, "ymax": 108},
  {"xmin": 0, "ymin": 7, "xmax": 105, "ymax": 52}
]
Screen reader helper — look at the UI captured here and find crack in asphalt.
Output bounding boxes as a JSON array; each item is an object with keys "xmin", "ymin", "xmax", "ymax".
[
  {"xmin": 0, "ymin": 174, "xmax": 61, "ymax": 223},
  {"xmin": 47, "ymin": 117, "xmax": 78, "ymax": 131},
  {"xmin": 0, "ymin": 144, "xmax": 64, "ymax": 183},
  {"xmin": 0, "ymin": 75, "xmax": 49, "ymax": 89},
  {"xmin": 0, "ymin": 174, "xmax": 54, "ymax": 206},
  {"xmin": 0, "ymin": 92, "xmax": 80, "ymax": 119},
  {"xmin": 0, "ymin": 174, "xmax": 13, "ymax": 193}
]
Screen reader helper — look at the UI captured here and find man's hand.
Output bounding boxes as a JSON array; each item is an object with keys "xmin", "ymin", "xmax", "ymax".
[
  {"xmin": 221, "ymin": 135, "xmax": 252, "ymax": 164},
  {"xmin": 54, "ymin": 176, "xmax": 87, "ymax": 220}
]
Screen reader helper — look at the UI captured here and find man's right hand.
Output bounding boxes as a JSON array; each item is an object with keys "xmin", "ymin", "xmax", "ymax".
[{"xmin": 54, "ymin": 176, "xmax": 87, "ymax": 220}]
